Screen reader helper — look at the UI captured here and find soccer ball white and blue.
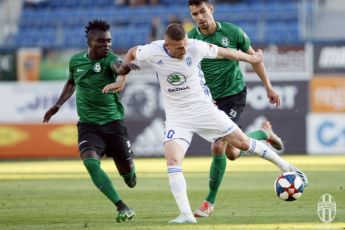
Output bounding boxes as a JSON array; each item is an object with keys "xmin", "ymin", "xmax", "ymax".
[{"xmin": 274, "ymin": 172, "xmax": 304, "ymax": 201}]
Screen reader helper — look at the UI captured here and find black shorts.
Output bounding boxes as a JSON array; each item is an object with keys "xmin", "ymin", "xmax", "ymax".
[
  {"xmin": 215, "ymin": 87, "xmax": 247, "ymax": 125},
  {"xmin": 77, "ymin": 120, "xmax": 133, "ymax": 165}
]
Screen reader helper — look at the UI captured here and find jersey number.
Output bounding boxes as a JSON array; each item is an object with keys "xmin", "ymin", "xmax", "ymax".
[{"xmin": 166, "ymin": 130, "xmax": 175, "ymax": 139}]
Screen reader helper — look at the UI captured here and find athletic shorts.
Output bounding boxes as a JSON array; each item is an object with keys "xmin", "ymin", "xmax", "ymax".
[
  {"xmin": 163, "ymin": 104, "xmax": 238, "ymax": 151},
  {"xmin": 77, "ymin": 120, "xmax": 133, "ymax": 165},
  {"xmin": 215, "ymin": 87, "xmax": 247, "ymax": 125}
]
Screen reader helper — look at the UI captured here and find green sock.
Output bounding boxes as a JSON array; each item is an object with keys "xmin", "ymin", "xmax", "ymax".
[
  {"xmin": 206, "ymin": 153, "xmax": 227, "ymax": 204},
  {"xmin": 240, "ymin": 130, "xmax": 268, "ymax": 157},
  {"xmin": 246, "ymin": 130, "xmax": 268, "ymax": 140},
  {"xmin": 83, "ymin": 158, "xmax": 121, "ymax": 204}
]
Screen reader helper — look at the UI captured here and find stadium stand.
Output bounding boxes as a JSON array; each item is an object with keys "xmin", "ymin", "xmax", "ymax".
[{"xmin": 7, "ymin": 0, "xmax": 302, "ymax": 50}]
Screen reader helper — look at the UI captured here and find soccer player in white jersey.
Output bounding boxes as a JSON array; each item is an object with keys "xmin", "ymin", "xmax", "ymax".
[{"xmin": 103, "ymin": 23, "xmax": 308, "ymax": 224}]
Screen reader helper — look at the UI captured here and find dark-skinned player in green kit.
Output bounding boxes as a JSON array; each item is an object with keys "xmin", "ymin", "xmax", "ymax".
[
  {"xmin": 43, "ymin": 20, "xmax": 140, "ymax": 223},
  {"xmin": 188, "ymin": 0, "xmax": 308, "ymax": 218}
]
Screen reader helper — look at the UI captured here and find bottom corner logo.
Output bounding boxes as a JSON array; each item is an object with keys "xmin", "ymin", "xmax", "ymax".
[{"xmin": 317, "ymin": 193, "xmax": 336, "ymax": 223}]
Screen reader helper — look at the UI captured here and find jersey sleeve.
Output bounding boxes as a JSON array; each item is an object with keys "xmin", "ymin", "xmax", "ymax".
[
  {"xmin": 135, "ymin": 44, "xmax": 153, "ymax": 62},
  {"xmin": 107, "ymin": 52, "xmax": 122, "ymax": 74},
  {"xmin": 68, "ymin": 57, "xmax": 74, "ymax": 81},
  {"xmin": 194, "ymin": 39, "xmax": 218, "ymax": 59},
  {"xmin": 237, "ymin": 27, "xmax": 251, "ymax": 52}
]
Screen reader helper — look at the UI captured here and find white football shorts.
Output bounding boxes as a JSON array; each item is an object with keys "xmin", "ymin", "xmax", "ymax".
[{"xmin": 163, "ymin": 106, "xmax": 238, "ymax": 151}]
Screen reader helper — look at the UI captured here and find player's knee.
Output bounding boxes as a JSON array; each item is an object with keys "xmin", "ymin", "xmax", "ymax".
[
  {"xmin": 225, "ymin": 151, "xmax": 237, "ymax": 161},
  {"xmin": 230, "ymin": 134, "xmax": 250, "ymax": 151},
  {"xmin": 238, "ymin": 140, "xmax": 250, "ymax": 151},
  {"xmin": 83, "ymin": 158, "xmax": 100, "ymax": 173},
  {"xmin": 211, "ymin": 140, "xmax": 226, "ymax": 154},
  {"xmin": 81, "ymin": 149, "xmax": 99, "ymax": 160},
  {"xmin": 166, "ymin": 158, "xmax": 180, "ymax": 166},
  {"xmin": 225, "ymin": 145, "xmax": 241, "ymax": 161}
]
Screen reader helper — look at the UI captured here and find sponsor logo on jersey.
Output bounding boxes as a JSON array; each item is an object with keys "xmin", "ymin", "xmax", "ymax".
[
  {"xmin": 167, "ymin": 73, "xmax": 186, "ymax": 86},
  {"xmin": 157, "ymin": 60, "xmax": 164, "ymax": 65},
  {"xmin": 168, "ymin": 86, "xmax": 190, "ymax": 92},
  {"xmin": 185, "ymin": 57, "xmax": 192, "ymax": 66},
  {"xmin": 93, "ymin": 63, "xmax": 101, "ymax": 73},
  {"xmin": 221, "ymin": 37, "xmax": 229, "ymax": 47}
]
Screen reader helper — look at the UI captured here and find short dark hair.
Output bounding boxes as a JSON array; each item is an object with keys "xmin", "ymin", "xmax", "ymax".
[
  {"xmin": 85, "ymin": 19, "xmax": 110, "ymax": 39},
  {"xmin": 188, "ymin": 0, "xmax": 209, "ymax": 6},
  {"xmin": 165, "ymin": 23, "xmax": 186, "ymax": 41}
]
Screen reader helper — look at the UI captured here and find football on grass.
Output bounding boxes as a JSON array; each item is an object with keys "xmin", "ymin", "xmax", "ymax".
[{"xmin": 274, "ymin": 172, "xmax": 304, "ymax": 201}]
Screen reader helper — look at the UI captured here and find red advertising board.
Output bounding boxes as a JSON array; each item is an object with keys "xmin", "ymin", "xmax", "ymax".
[{"xmin": 0, "ymin": 124, "xmax": 79, "ymax": 159}]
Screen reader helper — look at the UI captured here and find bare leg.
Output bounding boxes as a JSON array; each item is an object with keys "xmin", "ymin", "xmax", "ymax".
[{"xmin": 223, "ymin": 128, "xmax": 291, "ymax": 171}]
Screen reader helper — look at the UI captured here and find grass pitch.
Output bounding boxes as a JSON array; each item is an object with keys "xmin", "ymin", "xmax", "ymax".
[{"xmin": 0, "ymin": 155, "xmax": 344, "ymax": 230}]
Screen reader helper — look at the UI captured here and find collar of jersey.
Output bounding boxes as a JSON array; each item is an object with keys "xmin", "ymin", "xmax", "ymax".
[
  {"xmin": 163, "ymin": 44, "xmax": 175, "ymax": 58},
  {"xmin": 84, "ymin": 51, "xmax": 106, "ymax": 62},
  {"xmin": 84, "ymin": 51, "xmax": 93, "ymax": 61},
  {"xmin": 196, "ymin": 22, "xmax": 221, "ymax": 36}
]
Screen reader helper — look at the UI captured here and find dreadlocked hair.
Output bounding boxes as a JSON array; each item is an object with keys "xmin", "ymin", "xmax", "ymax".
[{"xmin": 85, "ymin": 19, "xmax": 110, "ymax": 39}]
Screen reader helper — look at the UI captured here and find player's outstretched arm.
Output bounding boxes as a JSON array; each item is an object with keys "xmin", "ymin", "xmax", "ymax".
[
  {"xmin": 124, "ymin": 46, "xmax": 138, "ymax": 63},
  {"xmin": 102, "ymin": 47, "xmax": 139, "ymax": 94},
  {"xmin": 102, "ymin": 75, "xmax": 128, "ymax": 94},
  {"xmin": 43, "ymin": 79, "xmax": 76, "ymax": 123},
  {"xmin": 217, "ymin": 47, "xmax": 263, "ymax": 64},
  {"xmin": 246, "ymin": 46, "xmax": 280, "ymax": 108},
  {"xmin": 113, "ymin": 60, "xmax": 140, "ymax": 75}
]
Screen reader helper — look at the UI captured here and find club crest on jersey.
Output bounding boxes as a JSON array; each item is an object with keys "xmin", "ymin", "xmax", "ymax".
[
  {"xmin": 93, "ymin": 63, "xmax": 101, "ymax": 73},
  {"xmin": 167, "ymin": 73, "xmax": 186, "ymax": 86},
  {"xmin": 221, "ymin": 37, "xmax": 229, "ymax": 47},
  {"xmin": 185, "ymin": 57, "xmax": 192, "ymax": 66}
]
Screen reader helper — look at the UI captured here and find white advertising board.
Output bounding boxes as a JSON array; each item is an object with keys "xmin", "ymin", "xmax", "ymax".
[
  {"xmin": 307, "ymin": 113, "xmax": 345, "ymax": 154},
  {"xmin": 0, "ymin": 82, "xmax": 78, "ymax": 123}
]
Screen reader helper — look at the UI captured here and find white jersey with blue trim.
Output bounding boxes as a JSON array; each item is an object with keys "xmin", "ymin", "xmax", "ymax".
[{"xmin": 135, "ymin": 39, "xmax": 219, "ymax": 120}]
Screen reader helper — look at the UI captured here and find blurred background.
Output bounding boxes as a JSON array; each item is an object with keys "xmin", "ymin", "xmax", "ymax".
[{"xmin": 0, "ymin": 0, "xmax": 344, "ymax": 159}]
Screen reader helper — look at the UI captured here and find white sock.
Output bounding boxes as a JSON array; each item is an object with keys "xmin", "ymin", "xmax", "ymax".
[
  {"xmin": 167, "ymin": 166, "xmax": 193, "ymax": 216},
  {"xmin": 244, "ymin": 138, "xmax": 291, "ymax": 172}
]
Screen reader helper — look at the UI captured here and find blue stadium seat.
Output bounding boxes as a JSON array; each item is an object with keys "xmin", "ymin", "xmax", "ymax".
[
  {"xmin": 14, "ymin": 33, "xmax": 35, "ymax": 47},
  {"xmin": 112, "ymin": 25, "xmax": 150, "ymax": 50},
  {"xmin": 160, "ymin": 0, "xmax": 186, "ymax": 5},
  {"xmin": 63, "ymin": 28, "xmax": 85, "ymax": 48},
  {"xmin": 13, "ymin": 1, "xmax": 302, "ymax": 49}
]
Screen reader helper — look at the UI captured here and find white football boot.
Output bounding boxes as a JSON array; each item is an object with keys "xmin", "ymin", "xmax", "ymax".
[
  {"xmin": 288, "ymin": 164, "xmax": 309, "ymax": 188},
  {"xmin": 193, "ymin": 200, "xmax": 214, "ymax": 218},
  {"xmin": 168, "ymin": 213, "xmax": 197, "ymax": 224}
]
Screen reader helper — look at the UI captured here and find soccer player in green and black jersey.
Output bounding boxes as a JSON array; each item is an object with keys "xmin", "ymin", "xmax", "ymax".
[
  {"xmin": 187, "ymin": 0, "xmax": 305, "ymax": 218},
  {"xmin": 43, "ymin": 20, "xmax": 139, "ymax": 223}
]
